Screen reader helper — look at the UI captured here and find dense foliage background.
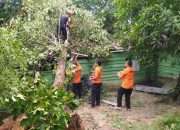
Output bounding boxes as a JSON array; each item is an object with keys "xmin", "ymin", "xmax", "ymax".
[{"xmin": 114, "ymin": 0, "xmax": 180, "ymax": 82}]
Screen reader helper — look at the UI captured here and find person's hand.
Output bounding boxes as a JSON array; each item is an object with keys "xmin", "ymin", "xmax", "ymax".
[
  {"xmin": 72, "ymin": 69, "xmax": 76, "ymax": 73},
  {"xmin": 117, "ymin": 71, "xmax": 121, "ymax": 77},
  {"xmin": 89, "ymin": 76, "xmax": 92, "ymax": 80},
  {"xmin": 89, "ymin": 76, "xmax": 94, "ymax": 80},
  {"xmin": 117, "ymin": 72, "xmax": 119, "ymax": 77}
]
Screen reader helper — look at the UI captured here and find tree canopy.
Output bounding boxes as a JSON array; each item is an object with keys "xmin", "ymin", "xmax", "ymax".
[
  {"xmin": 73, "ymin": 0, "xmax": 116, "ymax": 33},
  {"xmin": 114, "ymin": 0, "xmax": 180, "ymax": 81},
  {"xmin": 114, "ymin": 0, "xmax": 180, "ymax": 61}
]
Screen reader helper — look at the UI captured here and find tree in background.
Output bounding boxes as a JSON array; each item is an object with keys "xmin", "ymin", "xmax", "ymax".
[
  {"xmin": 114, "ymin": 0, "xmax": 180, "ymax": 83},
  {"xmin": 0, "ymin": 0, "xmax": 21, "ymax": 25},
  {"xmin": 72, "ymin": 0, "xmax": 116, "ymax": 34}
]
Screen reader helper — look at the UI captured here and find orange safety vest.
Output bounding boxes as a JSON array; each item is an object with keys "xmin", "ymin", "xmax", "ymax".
[
  {"xmin": 72, "ymin": 64, "xmax": 82, "ymax": 84},
  {"xmin": 92, "ymin": 66, "xmax": 102, "ymax": 84},
  {"xmin": 119, "ymin": 67, "xmax": 135, "ymax": 89}
]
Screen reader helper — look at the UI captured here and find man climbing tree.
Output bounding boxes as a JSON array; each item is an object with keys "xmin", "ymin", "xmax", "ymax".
[
  {"xmin": 57, "ymin": 9, "xmax": 75, "ymax": 42},
  {"xmin": 53, "ymin": 9, "xmax": 75, "ymax": 88},
  {"xmin": 53, "ymin": 7, "xmax": 110, "ymax": 88}
]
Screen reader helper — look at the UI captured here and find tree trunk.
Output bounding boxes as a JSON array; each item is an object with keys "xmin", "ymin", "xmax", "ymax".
[
  {"xmin": 145, "ymin": 68, "xmax": 152, "ymax": 83},
  {"xmin": 52, "ymin": 39, "xmax": 85, "ymax": 129},
  {"xmin": 152, "ymin": 54, "xmax": 159, "ymax": 82},
  {"xmin": 172, "ymin": 74, "xmax": 180, "ymax": 101},
  {"xmin": 53, "ymin": 47, "xmax": 67, "ymax": 88},
  {"xmin": 144, "ymin": 54, "xmax": 159, "ymax": 84}
]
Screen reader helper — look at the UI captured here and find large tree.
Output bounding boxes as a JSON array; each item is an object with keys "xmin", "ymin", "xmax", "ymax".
[
  {"xmin": 114, "ymin": 0, "xmax": 180, "ymax": 82},
  {"xmin": 53, "ymin": 8, "xmax": 111, "ymax": 87},
  {"xmin": 3, "ymin": 0, "xmax": 110, "ymax": 88}
]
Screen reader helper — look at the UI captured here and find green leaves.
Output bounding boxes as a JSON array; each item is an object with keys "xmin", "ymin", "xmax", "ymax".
[
  {"xmin": 114, "ymin": 0, "xmax": 180, "ymax": 63},
  {"xmin": 113, "ymin": 0, "xmax": 180, "ymax": 81},
  {"xmin": 0, "ymin": 27, "xmax": 27, "ymax": 104},
  {"xmin": 0, "ymin": 0, "xmax": 111, "ymax": 129},
  {"xmin": 70, "ymin": 8, "xmax": 111, "ymax": 57},
  {"xmin": 0, "ymin": 0, "xmax": 21, "ymax": 24},
  {"xmin": 3, "ymin": 81, "xmax": 78, "ymax": 130}
]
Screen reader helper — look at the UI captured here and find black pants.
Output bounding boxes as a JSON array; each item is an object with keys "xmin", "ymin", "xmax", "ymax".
[
  {"xmin": 117, "ymin": 87, "xmax": 133, "ymax": 109},
  {"xmin": 91, "ymin": 84, "xmax": 102, "ymax": 107},
  {"xmin": 60, "ymin": 27, "xmax": 67, "ymax": 41},
  {"xmin": 72, "ymin": 83, "xmax": 82, "ymax": 99}
]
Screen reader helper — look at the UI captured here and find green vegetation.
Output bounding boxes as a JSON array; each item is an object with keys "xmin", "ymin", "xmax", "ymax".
[
  {"xmin": 112, "ymin": 112, "xmax": 180, "ymax": 130},
  {"xmin": 3, "ymin": 81, "xmax": 78, "ymax": 129},
  {"xmin": 114, "ymin": 0, "xmax": 180, "ymax": 82},
  {"xmin": 0, "ymin": 0, "xmax": 180, "ymax": 129},
  {"xmin": 0, "ymin": 0, "xmax": 111, "ymax": 129},
  {"xmin": 156, "ymin": 112, "xmax": 180, "ymax": 130},
  {"xmin": 0, "ymin": 25, "xmax": 77, "ymax": 129},
  {"xmin": 0, "ymin": 0, "xmax": 21, "ymax": 24},
  {"xmin": 72, "ymin": 0, "xmax": 116, "ymax": 33}
]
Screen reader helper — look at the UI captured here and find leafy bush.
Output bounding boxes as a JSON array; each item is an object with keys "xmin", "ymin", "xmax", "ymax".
[
  {"xmin": 112, "ymin": 113, "xmax": 180, "ymax": 130},
  {"xmin": 0, "ymin": 27, "xmax": 27, "ymax": 104},
  {"xmin": 156, "ymin": 113, "xmax": 180, "ymax": 130},
  {"xmin": 2, "ymin": 80, "xmax": 78, "ymax": 130}
]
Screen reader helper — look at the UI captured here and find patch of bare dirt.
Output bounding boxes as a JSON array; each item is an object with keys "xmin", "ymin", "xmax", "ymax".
[
  {"xmin": 0, "ymin": 114, "xmax": 27, "ymax": 130},
  {"xmin": 75, "ymin": 91, "xmax": 180, "ymax": 130}
]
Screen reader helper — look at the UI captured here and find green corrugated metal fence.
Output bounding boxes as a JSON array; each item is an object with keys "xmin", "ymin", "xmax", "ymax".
[
  {"xmin": 41, "ymin": 52, "xmax": 146, "ymax": 85},
  {"xmin": 78, "ymin": 59, "xmax": 92, "ymax": 75},
  {"xmin": 159, "ymin": 57, "xmax": 180, "ymax": 78},
  {"xmin": 101, "ymin": 52, "xmax": 146, "ymax": 84},
  {"xmin": 41, "ymin": 52, "xmax": 180, "ymax": 85},
  {"xmin": 102, "ymin": 52, "xmax": 126, "ymax": 83}
]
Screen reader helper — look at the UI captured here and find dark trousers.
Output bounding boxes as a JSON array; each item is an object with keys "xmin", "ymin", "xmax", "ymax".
[
  {"xmin": 117, "ymin": 87, "xmax": 133, "ymax": 109},
  {"xmin": 72, "ymin": 83, "xmax": 82, "ymax": 99},
  {"xmin": 91, "ymin": 84, "xmax": 102, "ymax": 107},
  {"xmin": 60, "ymin": 27, "xmax": 67, "ymax": 41}
]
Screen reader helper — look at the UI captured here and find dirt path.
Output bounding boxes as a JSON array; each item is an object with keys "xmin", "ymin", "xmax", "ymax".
[
  {"xmin": 76, "ymin": 105, "xmax": 116, "ymax": 130},
  {"xmin": 75, "ymin": 91, "xmax": 180, "ymax": 130}
]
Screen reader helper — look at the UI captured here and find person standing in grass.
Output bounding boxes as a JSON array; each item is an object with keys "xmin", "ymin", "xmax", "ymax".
[
  {"xmin": 90, "ymin": 60, "xmax": 103, "ymax": 108},
  {"xmin": 117, "ymin": 60, "xmax": 135, "ymax": 110},
  {"xmin": 72, "ymin": 60, "xmax": 82, "ymax": 98}
]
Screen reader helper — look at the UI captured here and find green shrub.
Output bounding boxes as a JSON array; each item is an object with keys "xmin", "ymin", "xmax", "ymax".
[
  {"xmin": 2, "ymin": 80, "xmax": 78, "ymax": 130},
  {"xmin": 156, "ymin": 113, "xmax": 180, "ymax": 130}
]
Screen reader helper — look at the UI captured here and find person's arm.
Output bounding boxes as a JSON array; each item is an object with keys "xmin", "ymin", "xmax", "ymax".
[
  {"xmin": 75, "ymin": 65, "xmax": 81, "ymax": 72},
  {"xmin": 117, "ymin": 68, "xmax": 128, "ymax": 79},
  {"xmin": 90, "ymin": 68, "xmax": 99, "ymax": 80},
  {"xmin": 72, "ymin": 64, "xmax": 81, "ymax": 73},
  {"xmin": 67, "ymin": 17, "xmax": 71, "ymax": 28}
]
